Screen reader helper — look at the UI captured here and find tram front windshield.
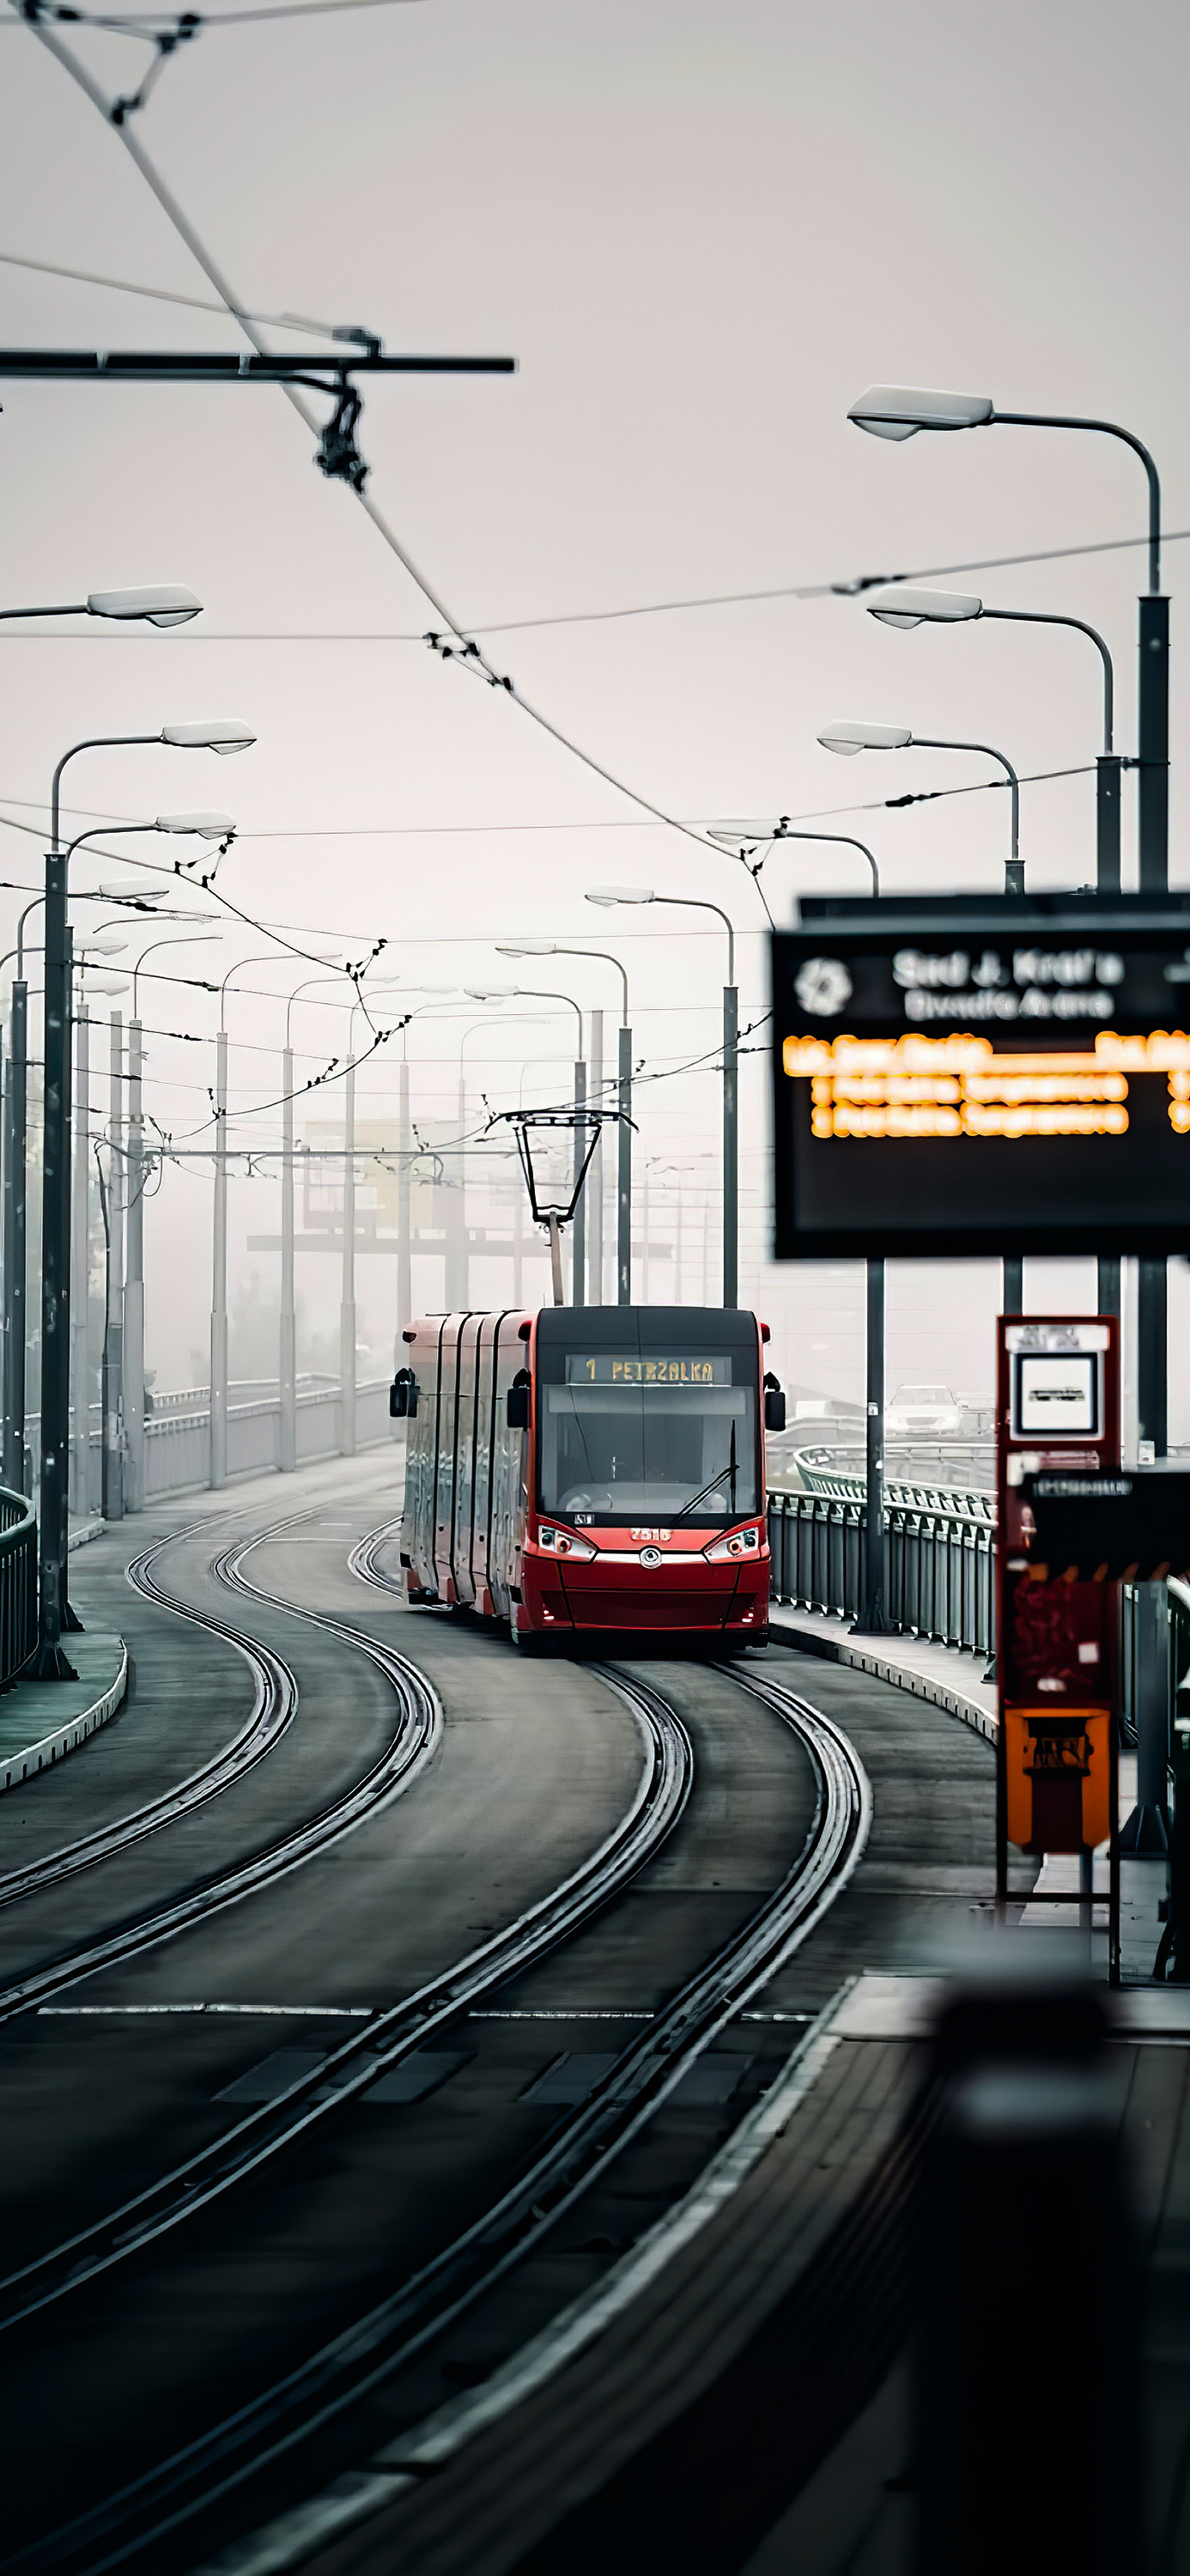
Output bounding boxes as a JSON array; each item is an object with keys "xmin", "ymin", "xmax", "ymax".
[{"xmin": 537, "ymin": 1333, "xmax": 760, "ymax": 1525}]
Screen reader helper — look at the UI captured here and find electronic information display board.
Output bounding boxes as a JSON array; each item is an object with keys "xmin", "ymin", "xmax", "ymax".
[{"xmin": 772, "ymin": 894, "xmax": 1190, "ymax": 1257}]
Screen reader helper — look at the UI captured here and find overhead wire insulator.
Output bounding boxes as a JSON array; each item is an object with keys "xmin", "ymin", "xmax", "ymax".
[{"xmin": 316, "ymin": 380, "xmax": 368, "ymax": 493}]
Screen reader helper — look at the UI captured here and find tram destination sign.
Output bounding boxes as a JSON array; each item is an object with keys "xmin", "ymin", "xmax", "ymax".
[{"xmin": 772, "ymin": 894, "xmax": 1190, "ymax": 1257}]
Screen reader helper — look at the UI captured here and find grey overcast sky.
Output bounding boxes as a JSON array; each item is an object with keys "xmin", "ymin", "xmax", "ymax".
[{"xmin": 1, "ymin": 0, "xmax": 1187, "ymax": 1403}]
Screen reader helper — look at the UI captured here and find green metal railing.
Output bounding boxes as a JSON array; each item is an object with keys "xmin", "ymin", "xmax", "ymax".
[
  {"xmin": 0, "ymin": 1485, "xmax": 37, "ymax": 1690},
  {"xmin": 767, "ymin": 1461, "xmax": 997, "ymax": 1656}
]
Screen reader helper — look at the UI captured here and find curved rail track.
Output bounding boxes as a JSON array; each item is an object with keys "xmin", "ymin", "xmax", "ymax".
[
  {"xmin": 7, "ymin": 1524, "xmax": 870, "ymax": 2576},
  {"xmin": 0, "ymin": 1516, "xmax": 441, "ymax": 2025},
  {"xmin": 0, "ymin": 1519, "xmax": 296, "ymax": 1917},
  {"xmin": 0, "ymin": 1573, "xmax": 689, "ymax": 2338}
]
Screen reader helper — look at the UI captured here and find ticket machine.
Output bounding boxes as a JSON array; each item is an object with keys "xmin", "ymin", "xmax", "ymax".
[{"xmin": 997, "ymin": 1315, "xmax": 1120, "ymax": 1968}]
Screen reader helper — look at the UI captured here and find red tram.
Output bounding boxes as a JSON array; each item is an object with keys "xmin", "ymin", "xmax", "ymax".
[{"xmin": 391, "ymin": 1305, "xmax": 785, "ymax": 1646}]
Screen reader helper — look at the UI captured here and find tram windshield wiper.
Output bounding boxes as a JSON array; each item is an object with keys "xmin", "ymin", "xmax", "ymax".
[{"xmin": 670, "ymin": 1424, "xmax": 738, "ymax": 1526}]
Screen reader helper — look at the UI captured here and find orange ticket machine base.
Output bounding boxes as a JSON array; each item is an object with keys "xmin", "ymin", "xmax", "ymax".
[{"xmin": 996, "ymin": 1315, "xmax": 1121, "ymax": 1980}]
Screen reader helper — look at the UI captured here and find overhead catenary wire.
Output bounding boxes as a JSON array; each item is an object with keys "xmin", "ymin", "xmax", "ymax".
[
  {"xmin": 0, "ymin": 24, "xmax": 797, "ymax": 901},
  {"xmin": 0, "ymin": 238, "xmax": 1181, "ymax": 630}
]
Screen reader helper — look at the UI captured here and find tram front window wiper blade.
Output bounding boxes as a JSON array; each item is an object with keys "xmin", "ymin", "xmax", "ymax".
[{"xmin": 671, "ymin": 1425, "xmax": 739, "ymax": 1526}]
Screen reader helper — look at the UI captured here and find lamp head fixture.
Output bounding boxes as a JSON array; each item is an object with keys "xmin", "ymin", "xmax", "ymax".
[
  {"xmin": 495, "ymin": 939, "xmax": 556, "ymax": 958},
  {"xmin": 865, "ymin": 586, "xmax": 983, "ymax": 629},
  {"xmin": 586, "ymin": 886, "xmax": 654, "ymax": 908},
  {"xmin": 708, "ymin": 820, "xmax": 790, "ymax": 846},
  {"xmin": 847, "ymin": 385, "xmax": 994, "ymax": 440},
  {"xmin": 161, "ymin": 722, "xmax": 255, "ymax": 754},
  {"xmin": 817, "ymin": 720, "xmax": 914, "ymax": 756},
  {"xmin": 155, "ymin": 812, "xmax": 237, "ymax": 838},
  {"xmin": 86, "ymin": 933, "xmax": 128, "ymax": 957},
  {"xmin": 464, "ymin": 986, "xmax": 513, "ymax": 1001},
  {"xmin": 88, "ymin": 586, "xmax": 203, "ymax": 628}
]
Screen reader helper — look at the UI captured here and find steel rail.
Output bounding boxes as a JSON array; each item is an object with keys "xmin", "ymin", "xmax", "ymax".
[
  {"xmin": 0, "ymin": 1522, "xmax": 440, "ymax": 2028},
  {"xmin": 0, "ymin": 1558, "xmax": 686, "ymax": 2349},
  {"xmin": 0, "ymin": 1518, "xmax": 301, "ymax": 1917},
  {"xmin": 21, "ymin": 1544, "xmax": 870, "ymax": 2576}
]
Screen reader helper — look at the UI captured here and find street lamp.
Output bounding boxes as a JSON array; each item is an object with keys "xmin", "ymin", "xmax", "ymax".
[
  {"xmin": 708, "ymin": 821, "xmax": 880, "ymax": 898},
  {"xmin": 0, "ymin": 585, "xmax": 202, "ymax": 628},
  {"xmin": 37, "ymin": 721, "xmax": 254, "ymax": 1675},
  {"xmin": 846, "ymin": 385, "xmax": 1165, "ymax": 880},
  {"xmin": 848, "ymin": 386, "xmax": 1171, "ymax": 1473},
  {"xmin": 497, "ymin": 939, "xmax": 633, "ymax": 1305},
  {"xmin": 587, "ymin": 887, "xmax": 740, "ymax": 1309},
  {"xmin": 817, "ymin": 720, "xmax": 1023, "ymax": 894},
  {"xmin": 863, "ymin": 586, "xmax": 1120, "ymax": 889}
]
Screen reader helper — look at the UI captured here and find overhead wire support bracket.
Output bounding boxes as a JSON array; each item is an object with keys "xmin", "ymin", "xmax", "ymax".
[{"xmin": 0, "ymin": 340, "xmax": 516, "ymax": 491}]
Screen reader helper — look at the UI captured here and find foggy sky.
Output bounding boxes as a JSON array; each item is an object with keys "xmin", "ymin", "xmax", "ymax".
[{"xmin": 0, "ymin": 0, "xmax": 1187, "ymax": 1417}]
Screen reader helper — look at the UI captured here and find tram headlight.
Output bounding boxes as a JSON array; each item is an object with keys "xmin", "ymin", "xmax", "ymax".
[
  {"xmin": 535, "ymin": 1522, "xmax": 597, "ymax": 1561},
  {"xmin": 702, "ymin": 1524, "xmax": 762, "ymax": 1563}
]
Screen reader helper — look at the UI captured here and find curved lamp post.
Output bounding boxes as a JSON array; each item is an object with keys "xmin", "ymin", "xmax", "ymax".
[
  {"xmin": 817, "ymin": 720, "xmax": 1022, "ymax": 895},
  {"xmin": 846, "ymin": 384, "xmax": 1164, "ymax": 884},
  {"xmin": 37, "ymin": 723, "xmax": 253, "ymax": 1674},
  {"xmin": 709, "ymin": 820, "xmax": 880, "ymax": 899},
  {"xmin": 864, "ymin": 585, "xmax": 1120, "ymax": 889}
]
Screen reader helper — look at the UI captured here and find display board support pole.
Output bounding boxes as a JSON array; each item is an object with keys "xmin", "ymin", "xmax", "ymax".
[
  {"xmin": 1002, "ymin": 1255, "xmax": 1023, "ymax": 1314},
  {"xmin": 853, "ymin": 1255, "xmax": 893, "ymax": 1635},
  {"xmin": 1096, "ymin": 755, "xmax": 1122, "ymax": 891}
]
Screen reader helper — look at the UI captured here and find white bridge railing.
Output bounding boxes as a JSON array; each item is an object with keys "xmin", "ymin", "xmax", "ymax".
[{"xmin": 70, "ymin": 1378, "xmax": 398, "ymax": 1510}]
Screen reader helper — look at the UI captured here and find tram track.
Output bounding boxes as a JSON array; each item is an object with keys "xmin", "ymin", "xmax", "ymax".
[
  {"xmin": 6, "ymin": 1535, "xmax": 871, "ymax": 2576},
  {"xmin": 0, "ymin": 1572, "xmax": 689, "ymax": 2344},
  {"xmin": 0, "ymin": 1519, "xmax": 296, "ymax": 1920},
  {"xmin": 0, "ymin": 1515, "xmax": 441, "ymax": 2027}
]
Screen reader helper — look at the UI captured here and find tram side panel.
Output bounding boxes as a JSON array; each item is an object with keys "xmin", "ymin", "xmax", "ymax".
[{"xmin": 398, "ymin": 1311, "xmax": 531, "ymax": 1619}]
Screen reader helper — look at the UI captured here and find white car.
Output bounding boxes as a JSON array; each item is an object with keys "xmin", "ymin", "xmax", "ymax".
[{"xmin": 884, "ymin": 1382, "xmax": 964, "ymax": 1438}]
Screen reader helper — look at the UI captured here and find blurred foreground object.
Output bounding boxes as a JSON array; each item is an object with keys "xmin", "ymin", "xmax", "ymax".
[{"xmin": 917, "ymin": 1962, "xmax": 1139, "ymax": 2575}]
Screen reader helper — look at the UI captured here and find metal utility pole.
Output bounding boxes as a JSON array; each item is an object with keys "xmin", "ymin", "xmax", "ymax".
[
  {"xmin": 210, "ymin": 1027, "xmax": 228, "ymax": 1490},
  {"xmin": 280, "ymin": 1044, "xmax": 297, "ymax": 1473},
  {"xmin": 103, "ymin": 1011, "xmax": 124, "ymax": 1521},
  {"xmin": 723, "ymin": 981, "xmax": 738, "ymax": 1307},
  {"xmin": 572, "ymin": 1058, "xmax": 586, "ymax": 1308},
  {"xmin": 588, "ymin": 1008, "xmax": 604, "ymax": 1305},
  {"xmin": 3, "ymin": 981, "xmax": 27, "ymax": 1496},
  {"xmin": 124, "ymin": 1014, "xmax": 146, "ymax": 1511},
  {"xmin": 589, "ymin": 894, "xmax": 737, "ymax": 1304},
  {"xmin": 70, "ymin": 1006, "xmax": 90, "ymax": 1515},
  {"xmin": 398, "ymin": 1054, "xmax": 412, "ymax": 1334},
  {"xmin": 618, "ymin": 1024, "xmax": 632, "ymax": 1305},
  {"xmin": 853, "ymin": 1256, "xmax": 893, "ymax": 1634},
  {"xmin": 37, "ymin": 847, "xmax": 75, "ymax": 1671},
  {"xmin": 340, "ymin": 1057, "xmax": 356, "ymax": 1457}
]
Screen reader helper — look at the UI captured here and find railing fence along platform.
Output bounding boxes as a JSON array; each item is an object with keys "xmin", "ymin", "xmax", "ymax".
[
  {"xmin": 767, "ymin": 1454, "xmax": 1166, "ymax": 1754},
  {"xmin": 0, "ymin": 1485, "xmax": 37, "ymax": 1689},
  {"xmin": 767, "ymin": 1458, "xmax": 997, "ymax": 1657}
]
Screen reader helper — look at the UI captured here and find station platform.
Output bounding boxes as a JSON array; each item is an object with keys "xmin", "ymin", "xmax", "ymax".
[
  {"xmin": 0, "ymin": 1630, "xmax": 128, "ymax": 1795},
  {"xmin": 769, "ymin": 1605, "xmax": 996, "ymax": 1744}
]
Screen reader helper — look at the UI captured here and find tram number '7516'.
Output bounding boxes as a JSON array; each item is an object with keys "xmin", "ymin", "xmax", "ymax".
[{"xmin": 630, "ymin": 1528, "xmax": 672, "ymax": 1542}]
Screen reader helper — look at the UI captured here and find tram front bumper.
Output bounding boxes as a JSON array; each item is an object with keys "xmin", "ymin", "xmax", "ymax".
[{"xmin": 519, "ymin": 1556, "xmax": 768, "ymax": 1637}]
